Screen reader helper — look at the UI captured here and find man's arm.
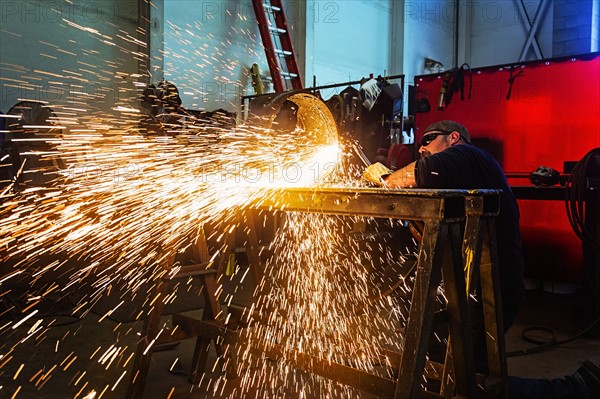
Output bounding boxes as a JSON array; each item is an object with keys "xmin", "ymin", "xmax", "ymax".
[{"xmin": 384, "ymin": 161, "xmax": 417, "ymax": 188}]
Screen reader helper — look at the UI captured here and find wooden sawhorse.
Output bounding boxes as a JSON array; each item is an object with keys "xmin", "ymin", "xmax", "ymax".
[
  {"xmin": 126, "ymin": 210, "xmax": 265, "ymax": 399},
  {"xmin": 135, "ymin": 188, "xmax": 506, "ymax": 399}
]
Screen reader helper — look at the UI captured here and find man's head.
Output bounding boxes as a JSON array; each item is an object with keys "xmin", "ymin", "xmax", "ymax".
[{"xmin": 418, "ymin": 120, "xmax": 471, "ymax": 158}]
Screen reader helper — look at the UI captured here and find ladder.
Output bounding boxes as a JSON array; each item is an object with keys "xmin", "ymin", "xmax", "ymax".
[{"xmin": 251, "ymin": 0, "xmax": 303, "ymax": 92}]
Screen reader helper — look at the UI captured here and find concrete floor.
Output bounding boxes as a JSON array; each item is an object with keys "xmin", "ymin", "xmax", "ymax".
[
  {"xmin": 1, "ymin": 274, "xmax": 599, "ymax": 398},
  {"xmin": 506, "ymin": 287, "xmax": 600, "ymax": 376}
]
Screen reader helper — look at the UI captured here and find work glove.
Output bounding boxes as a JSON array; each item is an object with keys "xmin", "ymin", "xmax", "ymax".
[{"xmin": 362, "ymin": 162, "xmax": 392, "ymax": 186}]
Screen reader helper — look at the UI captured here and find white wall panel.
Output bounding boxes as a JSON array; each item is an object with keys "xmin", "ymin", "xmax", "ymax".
[
  {"xmin": 469, "ymin": 0, "xmax": 553, "ymax": 66},
  {"xmin": 163, "ymin": 0, "xmax": 271, "ymax": 112},
  {"xmin": 306, "ymin": 0, "xmax": 392, "ymax": 97},
  {"xmin": 0, "ymin": 0, "xmax": 141, "ymax": 116}
]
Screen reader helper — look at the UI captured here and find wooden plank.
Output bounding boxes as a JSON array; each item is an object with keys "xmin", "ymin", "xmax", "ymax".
[
  {"xmin": 380, "ymin": 348, "xmax": 445, "ymax": 382},
  {"xmin": 171, "ymin": 263, "xmax": 215, "ymax": 279},
  {"xmin": 440, "ymin": 223, "xmax": 477, "ymax": 398},
  {"xmin": 395, "ymin": 221, "xmax": 446, "ymax": 399},
  {"xmin": 171, "ymin": 315, "xmax": 224, "ymax": 340},
  {"xmin": 479, "ymin": 218, "xmax": 507, "ymax": 399},
  {"xmin": 243, "ymin": 210, "xmax": 264, "ymax": 284},
  {"xmin": 127, "ymin": 253, "xmax": 175, "ymax": 399},
  {"xmin": 227, "ymin": 304, "xmax": 251, "ymax": 327}
]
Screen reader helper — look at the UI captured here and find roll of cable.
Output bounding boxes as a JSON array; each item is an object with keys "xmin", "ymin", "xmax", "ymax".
[{"xmin": 565, "ymin": 148, "xmax": 600, "ymax": 249}]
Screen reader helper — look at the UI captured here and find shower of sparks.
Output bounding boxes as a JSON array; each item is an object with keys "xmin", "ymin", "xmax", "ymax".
[
  {"xmin": 207, "ymin": 213, "xmax": 408, "ymax": 398},
  {"xmin": 1, "ymin": 121, "xmax": 341, "ymax": 286},
  {"xmin": 0, "ymin": 7, "xmax": 420, "ymax": 399}
]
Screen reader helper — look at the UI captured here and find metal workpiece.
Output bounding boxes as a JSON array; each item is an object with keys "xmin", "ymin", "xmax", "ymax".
[
  {"xmin": 465, "ymin": 190, "xmax": 501, "ymax": 217},
  {"xmin": 254, "ymin": 187, "xmax": 500, "ymax": 221}
]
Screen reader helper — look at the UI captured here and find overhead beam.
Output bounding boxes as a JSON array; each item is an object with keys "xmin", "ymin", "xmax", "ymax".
[{"xmin": 518, "ymin": 0, "xmax": 551, "ymax": 61}]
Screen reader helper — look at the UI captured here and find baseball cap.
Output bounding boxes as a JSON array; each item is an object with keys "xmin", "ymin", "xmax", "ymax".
[{"xmin": 423, "ymin": 120, "xmax": 471, "ymax": 144}]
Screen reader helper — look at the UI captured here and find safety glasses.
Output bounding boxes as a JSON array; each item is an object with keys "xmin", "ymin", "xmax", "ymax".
[{"xmin": 420, "ymin": 131, "xmax": 451, "ymax": 147}]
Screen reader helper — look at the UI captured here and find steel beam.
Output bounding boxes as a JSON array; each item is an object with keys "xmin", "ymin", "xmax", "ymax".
[{"xmin": 253, "ymin": 187, "xmax": 485, "ymax": 221}]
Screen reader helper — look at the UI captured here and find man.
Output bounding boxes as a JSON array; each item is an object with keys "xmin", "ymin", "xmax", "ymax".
[
  {"xmin": 365, "ymin": 120, "xmax": 524, "ymax": 328},
  {"xmin": 363, "ymin": 120, "xmax": 600, "ymax": 399}
]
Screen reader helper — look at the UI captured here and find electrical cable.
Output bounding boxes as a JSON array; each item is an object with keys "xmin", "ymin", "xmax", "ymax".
[
  {"xmin": 507, "ymin": 314, "xmax": 600, "ymax": 357},
  {"xmin": 507, "ymin": 148, "xmax": 600, "ymax": 358},
  {"xmin": 0, "ymin": 293, "xmax": 82, "ymax": 328},
  {"xmin": 565, "ymin": 148, "xmax": 600, "ymax": 249}
]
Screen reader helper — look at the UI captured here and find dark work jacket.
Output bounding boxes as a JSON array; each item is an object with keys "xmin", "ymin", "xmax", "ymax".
[{"xmin": 415, "ymin": 144, "xmax": 525, "ymax": 327}]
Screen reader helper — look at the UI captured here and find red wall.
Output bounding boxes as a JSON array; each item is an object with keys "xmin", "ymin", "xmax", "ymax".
[{"xmin": 414, "ymin": 54, "xmax": 600, "ymax": 283}]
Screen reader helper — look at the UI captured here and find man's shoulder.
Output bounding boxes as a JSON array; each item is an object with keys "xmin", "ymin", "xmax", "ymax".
[
  {"xmin": 448, "ymin": 143, "xmax": 480, "ymax": 152},
  {"xmin": 445, "ymin": 143, "xmax": 489, "ymax": 158},
  {"xmin": 424, "ymin": 143, "xmax": 480, "ymax": 161},
  {"xmin": 416, "ymin": 144, "xmax": 491, "ymax": 171}
]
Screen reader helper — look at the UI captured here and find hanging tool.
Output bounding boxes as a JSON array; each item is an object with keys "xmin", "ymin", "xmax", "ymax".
[
  {"xmin": 438, "ymin": 72, "xmax": 453, "ymax": 110},
  {"xmin": 506, "ymin": 67, "xmax": 524, "ymax": 100}
]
